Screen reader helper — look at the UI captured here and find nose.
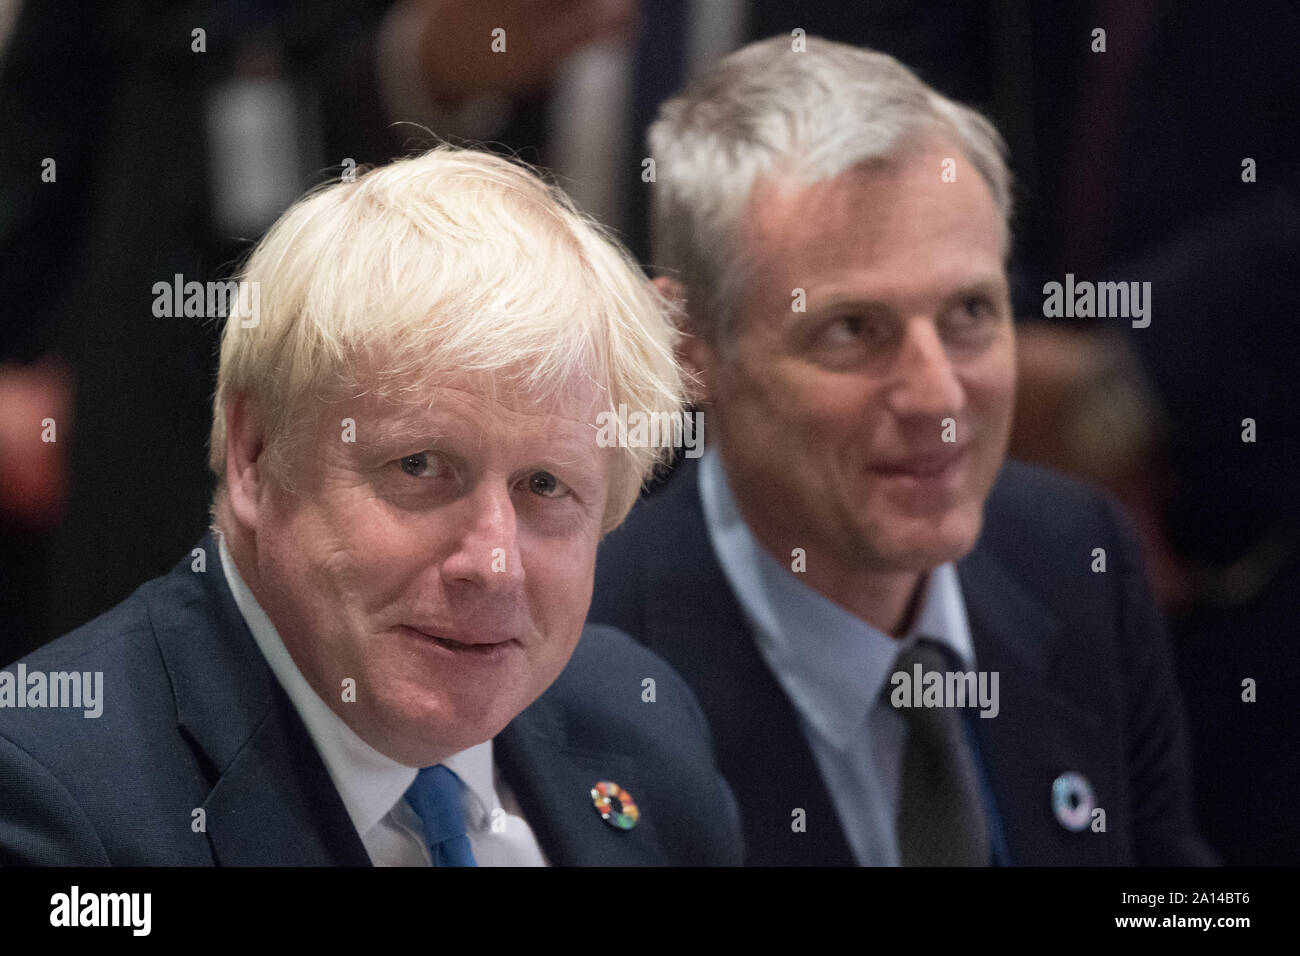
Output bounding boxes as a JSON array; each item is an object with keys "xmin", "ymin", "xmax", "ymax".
[
  {"xmin": 886, "ymin": 319, "xmax": 965, "ymax": 426},
  {"xmin": 439, "ymin": 479, "xmax": 525, "ymax": 592}
]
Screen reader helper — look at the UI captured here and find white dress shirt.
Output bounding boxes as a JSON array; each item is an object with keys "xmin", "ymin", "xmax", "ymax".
[{"xmin": 217, "ymin": 532, "xmax": 548, "ymax": 866}]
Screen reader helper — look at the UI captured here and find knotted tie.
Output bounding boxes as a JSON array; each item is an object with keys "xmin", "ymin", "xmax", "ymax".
[
  {"xmin": 885, "ymin": 639, "xmax": 990, "ymax": 866},
  {"xmin": 405, "ymin": 765, "xmax": 478, "ymax": 867}
]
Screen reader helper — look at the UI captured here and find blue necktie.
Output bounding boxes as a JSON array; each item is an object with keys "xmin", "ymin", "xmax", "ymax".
[{"xmin": 405, "ymin": 765, "xmax": 478, "ymax": 867}]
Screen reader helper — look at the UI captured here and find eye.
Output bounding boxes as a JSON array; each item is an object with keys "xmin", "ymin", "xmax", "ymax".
[
  {"xmin": 955, "ymin": 296, "xmax": 998, "ymax": 325},
  {"xmin": 822, "ymin": 314, "xmax": 886, "ymax": 347},
  {"xmin": 943, "ymin": 296, "xmax": 1003, "ymax": 345},
  {"xmin": 397, "ymin": 451, "xmax": 452, "ymax": 479},
  {"xmin": 524, "ymin": 470, "xmax": 569, "ymax": 498}
]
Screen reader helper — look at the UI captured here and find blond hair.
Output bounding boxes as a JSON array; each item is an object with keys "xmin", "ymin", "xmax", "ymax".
[{"xmin": 209, "ymin": 146, "xmax": 685, "ymax": 532}]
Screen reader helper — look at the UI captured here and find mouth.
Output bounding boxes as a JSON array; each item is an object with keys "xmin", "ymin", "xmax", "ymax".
[
  {"xmin": 870, "ymin": 445, "xmax": 970, "ymax": 478},
  {"xmin": 397, "ymin": 626, "xmax": 520, "ymax": 657}
]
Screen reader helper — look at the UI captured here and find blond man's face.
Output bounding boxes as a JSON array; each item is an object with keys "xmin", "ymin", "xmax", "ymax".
[{"xmin": 245, "ymin": 376, "xmax": 612, "ymax": 766}]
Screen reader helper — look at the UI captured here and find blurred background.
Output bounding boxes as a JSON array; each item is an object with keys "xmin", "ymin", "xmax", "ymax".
[{"xmin": 1, "ymin": 0, "xmax": 1295, "ymax": 864}]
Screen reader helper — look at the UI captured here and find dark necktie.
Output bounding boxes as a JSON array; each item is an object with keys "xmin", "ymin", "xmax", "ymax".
[
  {"xmin": 885, "ymin": 639, "xmax": 991, "ymax": 866},
  {"xmin": 405, "ymin": 765, "xmax": 478, "ymax": 867}
]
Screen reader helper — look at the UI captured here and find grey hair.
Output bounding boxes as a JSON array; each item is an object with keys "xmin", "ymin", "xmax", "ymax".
[{"xmin": 648, "ymin": 34, "xmax": 1012, "ymax": 343}]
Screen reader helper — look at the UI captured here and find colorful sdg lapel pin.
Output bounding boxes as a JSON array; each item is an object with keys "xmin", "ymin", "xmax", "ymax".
[{"xmin": 590, "ymin": 780, "xmax": 639, "ymax": 831}]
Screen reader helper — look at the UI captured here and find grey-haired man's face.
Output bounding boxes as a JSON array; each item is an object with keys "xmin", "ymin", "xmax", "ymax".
[{"xmin": 705, "ymin": 144, "xmax": 1016, "ymax": 577}]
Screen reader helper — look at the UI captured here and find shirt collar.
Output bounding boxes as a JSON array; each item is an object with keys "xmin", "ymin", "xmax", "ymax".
[
  {"xmin": 697, "ymin": 448, "xmax": 976, "ymax": 751},
  {"xmin": 216, "ymin": 531, "xmax": 501, "ymax": 836}
]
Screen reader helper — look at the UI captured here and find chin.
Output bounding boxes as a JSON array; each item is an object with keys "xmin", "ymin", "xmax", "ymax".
[
  {"xmin": 868, "ymin": 509, "xmax": 984, "ymax": 571},
  {"xmin": 378, "ymin": 709, "xmax": 503, "ymax": 767},
  {"xmin": 371, "ymin": 686, "xmax": 511, "ymax": 757}
]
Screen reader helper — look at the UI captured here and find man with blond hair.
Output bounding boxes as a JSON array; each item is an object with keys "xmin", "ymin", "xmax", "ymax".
[
  {"xmin": 0, "ymin": 146, "xmax": 741, "ymax": 866},
  {"xmin": 591, "ymin": 36, "xmax": 1213, "ymax": 866}
]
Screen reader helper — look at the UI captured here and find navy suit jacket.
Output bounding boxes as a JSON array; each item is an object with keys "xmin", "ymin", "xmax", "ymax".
[
  {"xmin": 589, "ymin": 458, "xmax": 1216, "ymax": 866},
  {"xmin": 0, "ymin": 532, "xmax": 742, "ymax": 866}
]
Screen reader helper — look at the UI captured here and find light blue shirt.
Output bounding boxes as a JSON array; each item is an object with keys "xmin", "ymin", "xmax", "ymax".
[{"xmin": 698, "ymin": 447, "xmax": 979, "ymax": 866}]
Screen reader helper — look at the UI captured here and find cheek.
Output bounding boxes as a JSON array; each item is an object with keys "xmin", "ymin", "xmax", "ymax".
[
  {"xmin": 527, "ymin": 539, "xmax": 595, "ymax": 614},
  {"xmin": 962, "ymin": 342, "xmax": 1018, "ymax": 422},
  {"xmin": 733, "ymin": 360, "xmax": 871, "ymax": 437},
  {"xmin": 278, "ymin": 500, "xmax": 412, "ymax": 623},
  {"xmin": 521, "ymin": 537, "xmax": 597, "ymax": 657},
  {"xmin": 787, "ymin": 379, "xmax": 888, "ymax": 464},
  {"xmin": 981, "ymin": 375, "xmax": 1018, "ymax": 439},
  {"xmin": 961, "ymin": 360, "xmax": 1017, "ymax": 487}
]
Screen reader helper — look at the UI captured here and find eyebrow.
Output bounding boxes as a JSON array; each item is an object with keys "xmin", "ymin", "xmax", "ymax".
[
  {"xmin": 354, "ymin": 412, "xmax": 603, "ymax": 473},
  {"xmin": 797, "ymin": 274, "xmax": 1010, "ymax": 319},
  {"xmin": 353, "ymin": 417, "xmax": 453, "ymax": 459}
]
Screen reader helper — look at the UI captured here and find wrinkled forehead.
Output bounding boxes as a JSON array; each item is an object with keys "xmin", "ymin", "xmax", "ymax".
[
  {"xmin": 335, "ymin": 345, "xmax": 606, "ymax": 410},
  {"xmin": 738, "ymin": 152, "xmax": 1007, "ymax": 300},
  {"xmin": 319, "ymin": 361, "xmax": 610, "ymax": 436},
  {"xmin": 744, "ymin": 137, "xmax": 1009, "ymax": 256}
]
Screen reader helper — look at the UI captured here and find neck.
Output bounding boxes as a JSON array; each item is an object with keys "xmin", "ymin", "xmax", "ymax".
[
  {"xmin": 790, "ymin": 543, "xmax": 925, "ymax": 637},
  {"xmin": 727, "ymin": 494, "xmax": 925, "ymax": 636}
]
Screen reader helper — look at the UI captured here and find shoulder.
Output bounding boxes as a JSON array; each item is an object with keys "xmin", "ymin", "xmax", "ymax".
[
  {"xmin": 598, "ymin": 462, "xmax": 703, "ymax": 563},
  {"xmin": 591, "ymin": 462, "xmax": 709, "ymax": 633},
  {"xmin": 508, "ymin": 623, "xmax": 743, "ymax": 865},
  {"xmin": 974, "ymin": 459, "xmax": 1135, "ymax": 583},
  {"xmin": 963, "ymin": 460, "xmax": 1152, "ymax": 657},
  {"xmin": 0, "ymin": 575, "xmax": 174, "ymax": 746},
  {"xmin": 0, "ymin": 572, "xmax": 200, "ymax": 864},
  {"xmin": 530, "ymin": 623, "xmax": 726, "ymax": 800},
  {"xmin": 984, "ymin": 459, "xmax": 1121, "ymax": 540},
  {"xmin": 532, "ymin": 624, "xmax": 711, "ymax": 746}
]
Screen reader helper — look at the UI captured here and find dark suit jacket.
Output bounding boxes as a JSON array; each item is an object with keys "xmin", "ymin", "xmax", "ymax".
[
  {"xmin": 589, "ymin": 458, "xmax": 1215, "ymax": 866},
  {"xmin": 0, "ymin": 531, "xmax": 742, "ymax": 866}
]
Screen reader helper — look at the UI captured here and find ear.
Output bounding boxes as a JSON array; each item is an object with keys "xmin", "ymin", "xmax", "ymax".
[
  {"xmin": 225, "ymin": 396, "xmax": 267, "ymax": 533},
  {"xmin": 653, "ymin": 276, "xmax": 717, "ymax": 405}
]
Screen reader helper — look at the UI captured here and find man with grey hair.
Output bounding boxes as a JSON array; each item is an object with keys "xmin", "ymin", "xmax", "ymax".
[
  {"xmin": 590, "ymin": 35, "xmax": 1213, "ymax": 866},
  {"xmin": 0, "ymin": 146, "xmax": 741, "ymax": 866}
]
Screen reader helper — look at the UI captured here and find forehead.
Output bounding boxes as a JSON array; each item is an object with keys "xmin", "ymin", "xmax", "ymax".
[
  {"xmin": 741, "ymin": 143, "xmax": 1007, "ymax": 298},
  {"xmin": 326, "ymin": 369, "xmax": 607, "ymax": 449}
]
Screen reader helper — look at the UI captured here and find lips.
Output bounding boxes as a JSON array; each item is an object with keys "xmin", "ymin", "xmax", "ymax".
[
  {"xmin": 871, "ymin": 446, "xmax": 969, "ymax": 477},
  {"xmin": 398, "ymin": 625, "xmax": 518, "ymax": 654}
]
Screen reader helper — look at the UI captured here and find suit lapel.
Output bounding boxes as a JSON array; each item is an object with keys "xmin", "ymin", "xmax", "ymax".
[
  {"xmin": 641, "ymin": 465, "xmax": 855, "ymax": 866},
  {"xmin": 152, "ymin": 531, "xmax": 371, "ymax": 866},
  {"xmin": 203, "ymin": 691, "xmax": 371, "ymax": 865},
  {"xmin": 495, "ymin": 719, "xmax": 668, "ymax": 866},
  {"xmin": 958, "ymin": 547, "xmax": 1122, "ymax": 864}
]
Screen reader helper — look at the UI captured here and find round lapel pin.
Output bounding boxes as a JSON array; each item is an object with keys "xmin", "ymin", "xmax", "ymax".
[
  {"xmin": 1052, "ymin": 771, "xmax": 1096, "ymax": 832},
  {"xmin": 591, "ymin": 781, "xmax": 639, "ymax": 831}
]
